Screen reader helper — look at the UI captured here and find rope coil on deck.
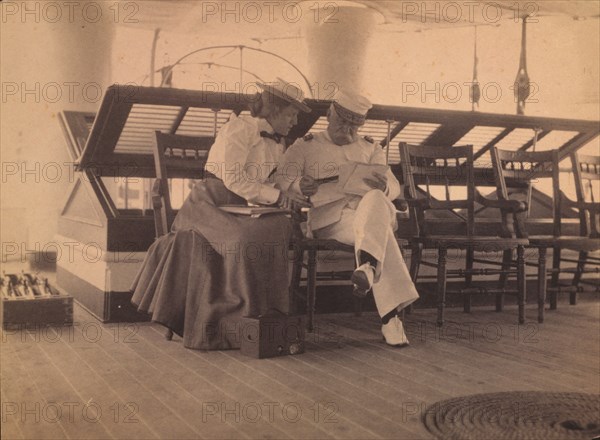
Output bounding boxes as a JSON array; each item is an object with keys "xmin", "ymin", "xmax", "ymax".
[{"xmin": 422, "ymin": 391, "xmax": 600, "ymax": 439}]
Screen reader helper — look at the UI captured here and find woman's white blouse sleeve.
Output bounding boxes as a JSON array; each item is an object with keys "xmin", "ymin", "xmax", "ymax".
[{"xmin": 205, "ymin": 116, "xmax": 281, "ymax": 205}]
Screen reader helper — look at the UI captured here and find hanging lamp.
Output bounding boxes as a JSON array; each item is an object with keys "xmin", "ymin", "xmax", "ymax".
[{"xmin": 514, "ymin": 16, "xmax": 531, "ymax": 115}]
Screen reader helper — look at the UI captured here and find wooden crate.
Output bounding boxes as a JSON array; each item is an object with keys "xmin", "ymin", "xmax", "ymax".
[{"xmin": 1, "ymin": 295, "xmax": 74, "ymax": 329}]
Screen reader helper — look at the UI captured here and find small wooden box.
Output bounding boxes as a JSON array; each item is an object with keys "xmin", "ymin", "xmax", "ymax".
[
  {"xmin": 1, "ymin": 296, "xmax": 74, "ymax": 329},
  {"xmin": 240, "ymin": 314, "xmax": 305, "ymax": 359}
]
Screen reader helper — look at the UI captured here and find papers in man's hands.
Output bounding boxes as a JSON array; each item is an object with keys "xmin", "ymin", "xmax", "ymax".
[
  {"xmin": 309, "ymin": 178, "xmax": 345, "ymax": 206},
  {"xmin": 337, "ymin": 162, "xmax": 390, "ymax": 196},
  {"xmin": 219, "ymin": 205, "xmax": 291, "ymax": 218}
]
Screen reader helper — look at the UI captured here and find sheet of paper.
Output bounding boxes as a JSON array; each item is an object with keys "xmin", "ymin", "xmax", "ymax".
[
  {"xmin": 337, "ymin": 162, "xmax": 390, "ymax": 196},
  {"xmin": 309, "ymin": 181, "xmax": 347, "ymax": 206},
  {"xmin": 219, "ymin": 205, "xmax": 290, "ymax": 218}
]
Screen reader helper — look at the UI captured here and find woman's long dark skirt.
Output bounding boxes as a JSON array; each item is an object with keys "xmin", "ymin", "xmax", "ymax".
[{"xmin": 131, "ymin": 178, "xmax": 291, "ymax": 350}]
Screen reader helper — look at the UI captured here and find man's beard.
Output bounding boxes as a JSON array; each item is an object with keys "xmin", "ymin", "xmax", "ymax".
[{"xmin": 332, "ymin": 132, "xmax": 356, "ymax": 146}]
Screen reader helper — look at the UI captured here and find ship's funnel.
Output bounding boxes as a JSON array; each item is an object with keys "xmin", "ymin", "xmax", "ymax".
[{"xmin": 301, "ymin": 2, "xmax": 381, "ymax": 99}]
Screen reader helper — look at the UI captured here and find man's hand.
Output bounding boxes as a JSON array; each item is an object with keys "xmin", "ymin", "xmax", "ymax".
[
  {"xmin": 363, "ymin": 171, "xmax": 387, "ymax": 192},
  {"xmin": 299, "ymin": 175, "xmax": 319, "ymax": 197},
  {"xmin": 276, "ymin": 190, "xmax": 312, "ymax": 210}
]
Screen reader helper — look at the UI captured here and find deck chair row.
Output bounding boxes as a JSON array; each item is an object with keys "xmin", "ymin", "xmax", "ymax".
[{"xmin": 400, "ymin": 142, "xmax": 599, "ymax": 326}]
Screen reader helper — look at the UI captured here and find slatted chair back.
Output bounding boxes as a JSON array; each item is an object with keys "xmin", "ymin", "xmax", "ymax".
[
  {"xmin": 400, "ymin": 142, "xmax": 530, "ymax": 326},
  {"xmin": 571, "ymin": 153, "xmax": 600, "ymax": 238},
  {"xmin": 400, "ymin": 143, "xmax": 475, "ymax": 237},
  {"xmin": 491, "ymin": 148, "xmax": 559, "ymax": 238},
  {"xmin": 152, "ymin": 131, "xmax": 213, "ymax": 237}
]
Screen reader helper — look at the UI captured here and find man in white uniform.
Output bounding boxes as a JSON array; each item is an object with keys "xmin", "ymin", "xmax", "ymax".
[{"xmin": 277, "ymin": 91, "xmax": 419, "ymax": 346}]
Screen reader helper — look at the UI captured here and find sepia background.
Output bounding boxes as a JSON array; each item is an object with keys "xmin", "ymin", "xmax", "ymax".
[
  {"xmin": 1, "ymin": 0, "xmax": 599, "ymax": 254},
  {"xmin": 1, "ymin": 2, "xmax": 599, "ymax": 439}
]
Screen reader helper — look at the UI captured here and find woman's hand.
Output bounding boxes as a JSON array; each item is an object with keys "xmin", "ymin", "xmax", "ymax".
[
  {"xmin": 276, "ymin": 190, "xmax": 312, "ymax": 210},
  {"xmin": 299, "ymin": 175, "xmax": 319, "ymax": 197},
  {"xmin": 363, "ymin": 171, "xmax": 388, "ymax": 192}
]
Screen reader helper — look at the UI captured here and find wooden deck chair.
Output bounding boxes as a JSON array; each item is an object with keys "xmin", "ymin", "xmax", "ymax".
[
  {"xmin": 289, "ymin": 198, "xmax": 409, "ymax": 333},
  {"xmin": 491, "ymin": 148, "xmax": 600, "ymax": 322},
  {"xmin": 400, "ymin": 143, "xmax": 529, "ymax": 326},
  {"xmin": 568, "ymin": 153, "xmax": 600, "ymax": 299}
]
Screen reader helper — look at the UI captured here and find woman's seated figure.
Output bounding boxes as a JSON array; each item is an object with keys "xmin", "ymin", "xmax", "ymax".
[{"xmin": 131, "ymin": 78, "xmax": 311, "ymax": 350}]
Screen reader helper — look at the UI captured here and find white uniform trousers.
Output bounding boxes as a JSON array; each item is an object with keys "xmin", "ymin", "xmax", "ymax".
[{"xmin": 315, "ymin": 190, "xmax": 419, "ymax": 317}]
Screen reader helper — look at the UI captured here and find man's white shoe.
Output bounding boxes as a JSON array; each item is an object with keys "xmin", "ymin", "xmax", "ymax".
[
  {"xmin": 351, "ymin": 263, "xmax": 375, "ymax": 298},
  {"xmin": 382, "ymin": 315, "xmax": 409, "ymax": 347}
]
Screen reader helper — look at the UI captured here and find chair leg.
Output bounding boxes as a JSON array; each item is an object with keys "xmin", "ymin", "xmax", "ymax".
[
  {"xmin": 537, "ymin": 247, "xmax": 547, "ymax": 323},
  {"xmin": 495, "ymin": 289, "xmax": 505, "ymax": 313},
  {"xmin": 436, "ymin": 247, "xmax": 448, "ymax": 327},
  {"xmin": 406, "ymin": 243, "xmax": 421, "ymax": 317},
  {"xmin": 463, "ymin": 247, "xmax": 474, "ymax": 313},
  {"xmin": 499, "ymin": 249, "xmax": 512, "ymax": 287},
  {"xmin": 497, "ymin": 249, "xmax": 513, "ymax": 312},
  {"xmin": 409, "ymin": 243, "xmax": 422, "ymax": 282},
  {"xmin": 517, "ymin": 245, "xmax": 526, "ymax": 325},
  {"xmin": 550, "ymin": 246, "xmax": 561, "ymax": 309},
  {"xmin": 306, "ymin": 250, "xmax": 317, "ymax": 333},
  {"xmin": 571, "ymin": 250, "xmax": 587, "ymax": 305},
  {"xmin": 165, "ymin": 329, "xmax": 173, "ymax": 341},
  {"xmin": 289, "ymin": 248, "xmax": 304, "ymax": 315}
]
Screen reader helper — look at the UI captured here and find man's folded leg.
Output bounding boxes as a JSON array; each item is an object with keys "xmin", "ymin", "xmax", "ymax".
[
  {"xmin": 314, "ymin": 195, "xmax": 419, "ymax": 346},
  {"xmin": 352, "ymin": 190, "xmax": 397, "ymax": 272}
]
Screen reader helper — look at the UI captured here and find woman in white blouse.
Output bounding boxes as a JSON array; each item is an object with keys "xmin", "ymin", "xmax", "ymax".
[{"xmin": 131, "ymin": 79, "xmax": 311, "ymax": 350}]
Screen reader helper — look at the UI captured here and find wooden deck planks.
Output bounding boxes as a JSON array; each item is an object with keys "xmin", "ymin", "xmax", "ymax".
[
  {"xmin": 133, "ymin": 325, "xmax": 299, "ymax": 440},
  {"xmin": 2, "ymin": 328, "xmax": 113, "ymax": 439},
  {"xmin": 22, "ymin": 326, "xmax": 158, "ymax": 439},
  {"xmin": 329, "ymin": 306, "xmax": 599, "ymax": 394},
  {"xmin": 58, "ymin": 324, "xmax": 205, "ymax": 440},
  {"xmin": 2, "ymin": 298, "xmax": 598, "ymax": 440},
  {"xmin": 95, "ymin": 324, "xmax": 247, "ymax": 440},
  {"xmin": 1, "ymin": 334, "xmax": 68, "ymax": 439}
]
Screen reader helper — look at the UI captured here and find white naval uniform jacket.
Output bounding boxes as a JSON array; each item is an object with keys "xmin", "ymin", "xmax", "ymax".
[{"xmin": 277, "ymin": 130, "xmax": 401, "ymax": 231}]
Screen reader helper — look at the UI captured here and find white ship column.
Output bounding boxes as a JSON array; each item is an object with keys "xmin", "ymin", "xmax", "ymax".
[
  {"xmin": 1, "ymin": 2, "xmax": 115, "ymax": 253},
  {"xmin": 301, "ymin": 2, "xmax": 380, "ymax": 98}
]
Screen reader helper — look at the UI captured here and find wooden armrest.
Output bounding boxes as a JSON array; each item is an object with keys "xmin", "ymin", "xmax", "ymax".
[
  {"xmin": 393, "ymin": 199, "xmax": 409, "ymax": 212},
  {"xmin": 583, "ymin": 203, "xmax": 600, "ymax": 214},
  {"xmin": 561, "ymin": 189, "xmax": 600, "ymax": 239},
  {"xmin": 290, "ymin": 209, "xmax": 307, "ymax": 241},
  {"xmin": 405, "ymin": 197, "xmax": 431, "ymax": 210},
  {"xmin": 559, "ymin": 190, "xmax": 578, "ymax": 208},
  {"xmin": 560, "ymin": 190, "xmax": 600, "ymax": 213},
  {"xmin": 405, "ymin": 197, "xmax": 460, "ymax": 211},
  {"xmin": 475, "ymin": 190, "xmax": 527, "ymax": 213},
  {"xmin": 290, "ymin": 208, "xmax": 308, "ymax": 222}
]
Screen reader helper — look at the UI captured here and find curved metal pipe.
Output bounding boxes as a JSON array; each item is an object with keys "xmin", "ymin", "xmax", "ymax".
[{"xmin": 159, "ymin": 45, "xmax": 313, "ymax": 97}]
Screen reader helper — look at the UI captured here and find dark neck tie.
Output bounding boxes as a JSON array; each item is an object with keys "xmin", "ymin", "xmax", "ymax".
[{"xmin": 260, "ymin": 131, "xmax": 284, "ymax": 144}]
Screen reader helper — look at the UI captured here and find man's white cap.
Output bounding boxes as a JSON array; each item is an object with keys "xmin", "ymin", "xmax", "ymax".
[{"xmin": 333, "ymin": 91, "xmax": 373, "ymax": 125}]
